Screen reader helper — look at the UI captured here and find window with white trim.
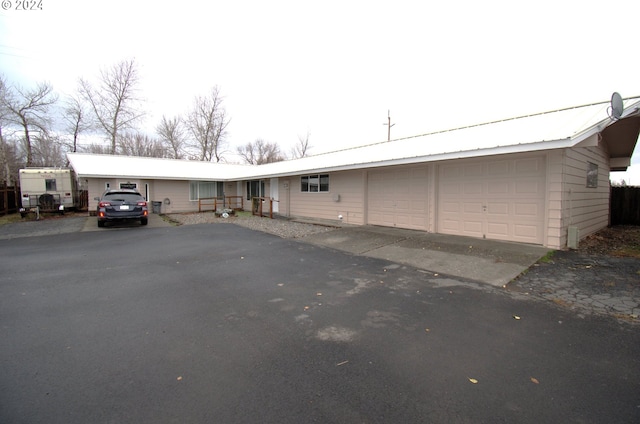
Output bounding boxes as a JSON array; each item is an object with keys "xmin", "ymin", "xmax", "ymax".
[
  {"xmin": 246, "ymin": 180, "xmax": 265, "ymax": 200},
  {"xmin": 190, "ymin": 181, "xmax": 224, "ymax": 201},
  {"xmin": 301, "ymin": 174, "xmax": 329, "ymax": 192}
]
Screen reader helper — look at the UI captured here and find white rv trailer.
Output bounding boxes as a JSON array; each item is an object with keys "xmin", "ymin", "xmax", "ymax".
[{"xmin": 19, "ymin": 168, "xmax": 77, "ymax": 213}]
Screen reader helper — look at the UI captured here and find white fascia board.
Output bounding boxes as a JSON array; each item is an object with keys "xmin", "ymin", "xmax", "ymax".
[
  {"xmin": 245, "ymin": 138, "xmax": 576, "ymax": 179},
  {"xmin": 620, "ymin": 101, "xmax": 640, "ymax": 118}
]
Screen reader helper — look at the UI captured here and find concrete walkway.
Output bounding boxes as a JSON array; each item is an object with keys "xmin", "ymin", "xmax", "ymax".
[{"xmin": 300, "ymin": 226, "xmax": 550, "ymax": 287}]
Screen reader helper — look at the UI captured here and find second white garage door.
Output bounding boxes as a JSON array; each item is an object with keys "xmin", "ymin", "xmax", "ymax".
[
  {"xmin": 368, "ymin": 166, "xmax": 429, "ymax": 231},
  {"xmin": 438, "ymin": 156, "xmax": 546, "ymax": 244}
]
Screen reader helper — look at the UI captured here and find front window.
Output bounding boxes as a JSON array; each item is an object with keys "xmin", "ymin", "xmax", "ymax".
[
  {"xmin": 246, "ymin": 180, "xmax": 265, "ymax": 200},
  {"xmin": 301, "ymin": 174, "xmax": 329, "ymax": 192},
  {"xmin": 190, "ymin": 181, "xmax": 223, "ymax": 201}
]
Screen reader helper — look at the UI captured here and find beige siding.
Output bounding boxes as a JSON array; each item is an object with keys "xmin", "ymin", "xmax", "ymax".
[
  {"xmin": 286, "ymin": 170, "xmax": 365, "ymax": 224},
  {"xmin": 149, "ymin": 180, "xmax": 193, "ymax": 213},
  {"xmin": 545, "ymin": 150, "xmax": 565, "ymax": 249},
  {"xmin": 562, "ymin": 143, "xmax": 611, "ymax": 242},
  {"xmin": 86, "ymin": 178, "xmax": 233, "ymax": 214},
  {"xmin": 87, "ymin": 178, "xmax": 153, "ymax": 211},
  {"xmin": 80, "ymin": 140, "xmax": 612, "ymax": 250}
]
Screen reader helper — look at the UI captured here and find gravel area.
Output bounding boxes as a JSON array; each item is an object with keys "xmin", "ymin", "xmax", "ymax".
[{"xmin": 165, "ymin": 212, "xmax": 339, "ymax": 239}]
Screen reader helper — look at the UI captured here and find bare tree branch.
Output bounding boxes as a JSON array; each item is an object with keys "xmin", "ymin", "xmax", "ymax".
[
  {"xmin": 156, "ymin": 115, "xmax": 186, "ymax": 159},
  {"xmin": 291, "ymin": 131, "xmax": 312, "ymax": 159},
  {"xmin": 186, "ymin": 86, "xmax": 230, "ymax": 162},
  {"xmin": 81, "ymin": 143, "xmax": 111, "ymax": 155},
  {"xmin": 0, "ymin": 80, "xmax": 57, "ymax": 166},
  {"xmin": 237, "ymin": 139, "xmax": 285, "ymax": 165},
  {"xmin": 62, "ymin": 94, "xmax": 92, "ymax": 154},
  {"xmin": 30, "ymin": 134, "xmax": 66, "ymax": 167},
  {"xmin": 117, "ymin": 132, "xmax": 167, "ymax": 158},
  {"xmin": 79, "ymin": 59, "xmax": 145, "ymax": 154}
]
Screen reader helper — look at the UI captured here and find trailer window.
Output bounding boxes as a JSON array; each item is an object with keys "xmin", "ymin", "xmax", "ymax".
[{"xmin": 45, "ymin": 179, "xmax": 57, "ymax": 191}]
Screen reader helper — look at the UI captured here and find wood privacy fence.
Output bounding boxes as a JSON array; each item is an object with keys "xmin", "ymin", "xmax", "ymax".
[
  {"xmin": 0, "ymin": 184, "xmax": 20, "ymax": 215},
  {"xmin": 610, "ymin": 186, "xmax": 640, "ymax": 225}
]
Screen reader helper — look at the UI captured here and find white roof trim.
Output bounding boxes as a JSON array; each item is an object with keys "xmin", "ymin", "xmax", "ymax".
[{"xmin": 67, "ymin": 99, "xmax": 640, "ymax": 181}]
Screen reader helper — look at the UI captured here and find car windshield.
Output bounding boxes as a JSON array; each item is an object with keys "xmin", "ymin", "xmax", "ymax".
[{"xmin": 104, "ymin": 193, "xmax": 143, "ymax": 203}]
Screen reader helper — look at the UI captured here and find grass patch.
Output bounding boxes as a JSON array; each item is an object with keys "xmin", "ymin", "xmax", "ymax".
[
  {"xmin": 538, "ymin": 250, "xmax": 555, "ymax": 263},
  {"xmin": 160, "ymin": 214, "xmax": 182, "ymax": 226},
  {"xmin": 612, "ymin": 246, "xmax": 640, "ymax": 259},
  {"xmin": 0, "ymin": 213, "xmax": 23, "ymax": 226}
]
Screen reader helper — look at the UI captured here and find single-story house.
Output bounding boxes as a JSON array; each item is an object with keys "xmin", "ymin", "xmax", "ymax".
[{"xmin": 67, "ymin": 98, "xmax": 640, "ymax": 249}]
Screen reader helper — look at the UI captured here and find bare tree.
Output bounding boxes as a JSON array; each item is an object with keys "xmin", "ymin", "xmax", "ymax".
[
  {"xmin": 237, "ymin": 139, "xmax": 285, "ymax": 165},
  {"xmin": 79, "ymin": 59, "xmax": 144, "ymax": 154},
  {"xmin": 62, "ymin": 94, "xmax": 91, "ymax": 154},
  {"xmin": 156, "ymin": 115, "xmax": 186, "ymax": 159},
  {"xmin": 30, "ymin": 134, "xmax": 66, "ymax": 167},
  {"xmin": 118, "ymin": 132, "xmax": 167, "ymax": 158},
  {"xmin": 291, "ymin": 131, "xmax": 312, "ymax": 159},
  {"xmin": 0, "ymin": 75, "xmax": 14, "ymax": 183},
  {"xmin": 186, "ymin": 86, "xmax": 229, "ymax": 162},
  {"xmin": 0, "ymin": 80, "xmax": 58, "ymax": 166},
  {"xmin": 0, "ymin": 137, "xmax": 19, "ymax": 185},
  {"xmin": 81, "ymin": 143, "xmax": 111, "ymax": 154}
]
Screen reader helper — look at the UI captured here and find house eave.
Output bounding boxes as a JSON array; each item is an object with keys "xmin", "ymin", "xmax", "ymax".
[{"xmin": 243, "ymin": 138, "xmax": 576, "ymax": 179}]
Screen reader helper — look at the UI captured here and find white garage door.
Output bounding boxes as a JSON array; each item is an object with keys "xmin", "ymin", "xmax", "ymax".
[
  {"xmin": 368, "ymin": 166, "xmax": 428, "ymax": 231},
  {"xmin": 438, "ymin": 156, "xmax": 546, "ymax": 244}
]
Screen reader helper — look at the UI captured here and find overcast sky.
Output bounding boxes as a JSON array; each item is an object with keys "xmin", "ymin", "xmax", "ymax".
[{"xmin": 1, "ymin": 0, "xmax": 638, "ymax": 179}]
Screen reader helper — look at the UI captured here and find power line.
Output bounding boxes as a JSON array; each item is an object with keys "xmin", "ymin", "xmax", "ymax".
[{"xmin": 309, "ymin": 95, "xmax": 640, "ymax": 158}]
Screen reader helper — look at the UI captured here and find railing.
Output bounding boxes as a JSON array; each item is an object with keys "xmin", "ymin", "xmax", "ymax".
[
  {"xmin": 251, "ymin": 197, "xmax": 277, "ymax": 218},
  {"xmin": 198, "ymin": 197, "xmax": 219, "ymax": 212},
  {"xmin": 226, "ymin": 196, "xmax": 243, "ymax": 210},
  {"xmin": 199, "ymin": 196, "xmax": 245, "ymax": 213}
]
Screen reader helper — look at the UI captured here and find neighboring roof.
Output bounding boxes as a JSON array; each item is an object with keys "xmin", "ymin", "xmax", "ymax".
[
  {"xmin": 68, "ymin": 99, "xmax": 640, "ymax": 181},
  {"xmin": 67, "ymin": 154, "xmax": 252, "ymax": 181}
]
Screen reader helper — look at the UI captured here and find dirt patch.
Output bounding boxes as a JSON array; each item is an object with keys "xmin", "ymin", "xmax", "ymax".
[{"xmin": 577, "ymin": 226, "xmax": 640, "ymax": 258}]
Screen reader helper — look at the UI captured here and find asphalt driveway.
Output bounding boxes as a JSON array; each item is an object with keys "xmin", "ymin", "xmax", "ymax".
[{"xmin": 1, "ymin": 223, "xmax": 639, "ymax": 423}]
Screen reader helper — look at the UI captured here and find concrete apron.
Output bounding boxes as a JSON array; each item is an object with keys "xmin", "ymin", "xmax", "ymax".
[
  {"xmin": 301, "ymin": 226, "xmax": 551, "ymax": 287},
  {"xmin": 82, "ymin": 212, "xmax": 173, "ymax": 232}
]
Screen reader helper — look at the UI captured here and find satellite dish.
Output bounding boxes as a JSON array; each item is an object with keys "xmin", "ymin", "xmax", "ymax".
[{"xmin": 610, "ymin": 92, "xmax": 624, "ymax": 119}]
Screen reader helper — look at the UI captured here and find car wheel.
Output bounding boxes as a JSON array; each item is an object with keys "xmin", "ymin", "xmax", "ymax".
[
  {"xmin": 141, "ymin": 218, "xmax": 148, "ymax": 225},
  {"xmin": 97, "ymin": 220, "xmax": 105, "ymax": 228}
]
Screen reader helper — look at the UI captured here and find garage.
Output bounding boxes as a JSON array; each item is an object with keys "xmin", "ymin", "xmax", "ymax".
[
  {"xmin": 367, "ymin": 166, "xmax": 429, "ymax": 231},
  {"xmin": 438, "ymin": 156, "xmax": 546, "ymax": 244}
]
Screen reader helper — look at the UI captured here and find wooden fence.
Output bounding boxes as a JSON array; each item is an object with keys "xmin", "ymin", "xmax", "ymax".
[
  {"xmin": 0, "ymin": 184, "xmax": 20, "ymax": 215},
  {"xmin": 610, "ymin": 186, "xmax": 640, "ymax": 225}
]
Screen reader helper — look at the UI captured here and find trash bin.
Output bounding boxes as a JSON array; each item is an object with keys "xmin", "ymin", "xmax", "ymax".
[{"xmin": 152, "ymin": 201, "xmax": 162, "ymax": 214}]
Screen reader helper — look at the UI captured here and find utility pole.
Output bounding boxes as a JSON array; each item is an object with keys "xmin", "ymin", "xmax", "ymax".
[{"xmin": 383, "ymin": 110, "xmax": 395, "ymax": 141}]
